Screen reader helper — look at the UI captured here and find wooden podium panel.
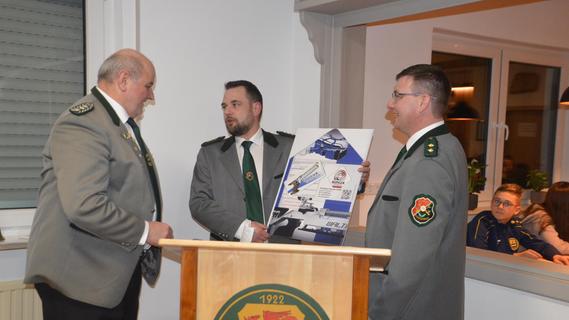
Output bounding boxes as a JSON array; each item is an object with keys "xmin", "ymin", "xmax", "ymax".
[
  {"xmin": 197, "ymin": 248, "xmax": 353, "ymax": 318},
  {"xmin": 160, "ymin": 239, "xmax": 390, "ymax": 320}
]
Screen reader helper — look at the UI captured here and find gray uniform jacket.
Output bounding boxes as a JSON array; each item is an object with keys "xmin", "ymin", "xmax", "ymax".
[
  {"xmin": 25, "ymin": 87, "xmax": 159, "ymax": 308},
  {"xmin": 365, "ymin": 124, "xmax": 468, "ymax": 320},
  {"xmin": 190, "ymin": 130, "xmax": 294, "ymax": 242}
]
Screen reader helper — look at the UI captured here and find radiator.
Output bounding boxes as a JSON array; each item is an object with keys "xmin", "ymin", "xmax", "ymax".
[{"xmin": 0, "ymin": 281, "xmax": 42, "ymax": 320}]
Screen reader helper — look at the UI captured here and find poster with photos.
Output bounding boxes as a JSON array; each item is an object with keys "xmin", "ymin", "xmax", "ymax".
[{"xmin": 267, "ymin": 128, "xmax": 373, "ymax": 245}]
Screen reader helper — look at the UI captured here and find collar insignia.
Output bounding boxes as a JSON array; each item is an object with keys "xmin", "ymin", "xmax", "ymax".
[
  {"xmin": 424, "ymin": 137, "xmax": 438, "ymax": 157},
  {"xmin": 145, "ymin": 154, "xmax": 154, "ymax": 167}
]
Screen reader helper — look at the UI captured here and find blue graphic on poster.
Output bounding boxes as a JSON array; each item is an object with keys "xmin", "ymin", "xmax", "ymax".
[{"xmin": 267, "ymin": 128, "xmax": 373, "ymax": 245}]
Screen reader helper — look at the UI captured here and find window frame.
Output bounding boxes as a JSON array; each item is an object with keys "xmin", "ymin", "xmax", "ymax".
[{"xmin": 433, "ymin": 31, "xmax": 569, "ymax": 207}]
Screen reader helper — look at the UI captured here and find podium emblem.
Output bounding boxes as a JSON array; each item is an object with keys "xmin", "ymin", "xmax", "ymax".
[{"xmin": 214, "ymin": 284, "xmax": 329, "ymax": 320}]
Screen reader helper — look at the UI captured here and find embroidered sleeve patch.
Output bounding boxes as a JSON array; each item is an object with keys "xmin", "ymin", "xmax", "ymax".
[{"xmin": 408, "ymin": 194, "xmax": 437, "ymax": 226}]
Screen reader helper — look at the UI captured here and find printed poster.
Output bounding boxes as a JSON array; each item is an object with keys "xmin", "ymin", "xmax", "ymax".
[{"xmin": 267, "ymin": 128, "xmax": 373, "ymax": 245}]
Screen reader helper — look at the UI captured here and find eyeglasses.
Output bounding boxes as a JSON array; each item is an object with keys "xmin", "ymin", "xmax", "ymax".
[
  {"xmin": 391, "ymin": 90, "xmax": 423, "ymax": 100},
  {"xmin": 492, "ymin": 198, "xmax": 516, "ymax": 208},
  {"xmin": 391, "ymin": 90, "xmax": 439, "ymax": 101}
]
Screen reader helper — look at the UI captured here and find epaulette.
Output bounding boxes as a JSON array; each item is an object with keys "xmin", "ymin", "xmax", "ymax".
[
  {"xmin": 201, "ymin": 136, "xmax": 225, "ymax": 147},
  {"xmin": 276, "ymin": 131, "xmax": 295, "ymax": 138},
  {"xmin": 424, "ymin": 137, "xmax": 438, "ymax": 157},
  {"xmin": 69, "ymin": 102, "xmax": 94, "ymax": 116}
]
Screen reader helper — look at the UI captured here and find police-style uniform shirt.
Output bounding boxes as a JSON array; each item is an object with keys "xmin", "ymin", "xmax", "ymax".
[{"xmin": 467, "ymin": 210, "xmax": 560, "ymax": 260}]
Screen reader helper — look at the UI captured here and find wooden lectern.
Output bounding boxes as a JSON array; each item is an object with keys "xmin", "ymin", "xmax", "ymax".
[{"xmin": 159, "ymin": 239, "xmax": 390, "ymax": 320}]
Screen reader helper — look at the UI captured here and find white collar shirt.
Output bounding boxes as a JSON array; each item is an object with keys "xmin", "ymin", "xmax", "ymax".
[
  {"xmin": 406, "ymin": 120, "xmax": 445, "ymax": 151},
  {"xmin": 233, "ymin": 128, "xmax": 266, "ymax": 242},
  {"xmin": 234, "ymin": 128, "xmax": 264, "ymax": 196},
  {"xmin": 95, "ymin": 86, "xmax": 139, "ymax": 146},
  {"xmin": 95, "ymin": 86, "xmax": 150, "ymax": 246}
]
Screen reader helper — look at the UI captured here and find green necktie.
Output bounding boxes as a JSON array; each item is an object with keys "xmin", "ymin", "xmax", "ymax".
[
  {"xmin": 127, "ymin": 118, "xmax": 162, "ymax": 221},
  {"xmin": 241, "ymin": 141, "xmax": 264, "ymax": 224},
  {"xmin": 391, "ymin": 146, "xmax": 407, "ymax": 168}
]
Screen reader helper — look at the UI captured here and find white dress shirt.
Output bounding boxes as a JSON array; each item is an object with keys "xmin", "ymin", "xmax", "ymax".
[
  {"xmin": 406, "ymin": 121, "xmax": 445, "ymax": 151},
  {"xmin": 96, "ymin": 86, "xmax": 151, "ymax": 246}
]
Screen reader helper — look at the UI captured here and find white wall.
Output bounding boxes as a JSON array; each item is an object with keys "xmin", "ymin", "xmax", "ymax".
[
  {"xmin": 465, "ymin": 278, "xmax": 569, "ymax": 320},
  {"xmin": 363, "ymin": 21, "xmax": 433, "ymax": 184},
  {"xmin": 0, "ymin": 249, "xmax": 26, "ymax": 281},
  {"xmin": 135, "ymin": 1, "xmax": 320, "ymax": 319}
]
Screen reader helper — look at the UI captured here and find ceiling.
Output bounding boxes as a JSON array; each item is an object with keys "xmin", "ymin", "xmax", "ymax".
[{"xmin": 294, "ymin": 0, "xmax": 401, "ymax": 15}]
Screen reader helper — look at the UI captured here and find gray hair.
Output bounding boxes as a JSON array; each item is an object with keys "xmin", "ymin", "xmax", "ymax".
[{"xmin": 97, "ymin": 49, "xmax": 148, "ymax": 83}]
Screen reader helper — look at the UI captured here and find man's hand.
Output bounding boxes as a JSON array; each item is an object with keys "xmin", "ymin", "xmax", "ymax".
[
  {"xmin": 358, "ymin": 160, "xmax": 371, "ymax": 184},
  {"xmin": 553, "ymin": 255, "xmax": 569, "ymax": 265},
  {"xmin": 251, "ymin": 221, "xmax": 269, "ymax": 243},
  {"xmin": 147, "ymin": 221, "xmax": 173, "ymax": 246},
  {"xmin": 513, "ymin": 249, "xmax": 543, "ymax": 260}
]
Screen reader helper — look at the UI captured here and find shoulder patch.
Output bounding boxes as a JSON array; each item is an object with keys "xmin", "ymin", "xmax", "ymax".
[
  {"xmin": 69, "ymin": 102, "xmax": 94, "ymax": 116},
  {"xmin": 408, "ymin": 194, "xmax": 437, "ymax": 226},
  {"xmin": 424, "ymin": 137, "xmax": 438, "ymax": 157},
  {"xmin": 201, "ymin": 136, "xmax": 224, "ymax": 147},
  {"xmin": 277, "ymin": 130, "xmax": 295, "ymax": 138}
]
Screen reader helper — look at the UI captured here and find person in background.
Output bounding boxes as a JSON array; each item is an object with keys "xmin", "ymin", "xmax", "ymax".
[
  {"xmin": 189, "ymin": 80, "xmax": 370, "ymax": 243},
  {"xmin": 25, "ymin": 49, "xmax": 173, "ymax": 320},
  {"xmin": 501, "ymin": 155, "xmax": 515, "ymax": 184},
  {"xmin": 520, "ymin": 181, "xmax": 569, "ymax": 254},
  {"xmin": 365, "ymin": 64, "xmax": 468, "ymax": 320},
  {"xmin": 467, "ymin": 183, "xmax": 569, "ymax": 264},
  {"xmin": 501, "ymin": 156, "xmax": 528, "ymax": 187}
]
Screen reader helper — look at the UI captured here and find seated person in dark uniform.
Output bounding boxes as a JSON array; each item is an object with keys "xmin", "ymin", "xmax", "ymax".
[{"xmin": 467, "ymin": 183, "xmax": 569, "ymax": 265}]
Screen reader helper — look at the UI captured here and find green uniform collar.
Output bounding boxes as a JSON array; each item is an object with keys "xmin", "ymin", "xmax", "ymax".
[
  {"xmin": 91, "ymin": 86, "xmax": 121, "ymax": 126},
  {"xmin": 404, "ymin": 124, "xmax": 449, "ymax": 160},
  {"xmin": 220, "ymin": 130, "xmax": 279, "ymax": 152}
]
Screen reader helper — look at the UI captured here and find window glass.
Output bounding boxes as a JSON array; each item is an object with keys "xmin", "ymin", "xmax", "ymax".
[
  {"xmin": 503, "ymin": 62, "xmax": 559, "ymax": 187},
  {"xmin": 432, "ymin": 52, "xmax": 492, "ymax": 193},
  {"xmin": 0, "ymin": 0, "xmax": 85, "ymax": 209}
]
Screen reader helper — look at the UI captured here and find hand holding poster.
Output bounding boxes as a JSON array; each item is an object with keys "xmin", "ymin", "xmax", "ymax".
[{"xmin": 267, "ymin": 128, "xmax": 373, "ymax": 245}]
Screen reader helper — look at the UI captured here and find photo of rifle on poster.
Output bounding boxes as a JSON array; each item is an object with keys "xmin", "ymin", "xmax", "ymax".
[{"xmin": 267, "ymin": 128, "xmax": 373, "ymax": 245}]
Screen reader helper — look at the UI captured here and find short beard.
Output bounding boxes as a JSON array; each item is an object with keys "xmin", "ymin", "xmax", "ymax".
[{"xmin": 226, "ymin": 122, "xmax": 250, "ymax": 137}]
